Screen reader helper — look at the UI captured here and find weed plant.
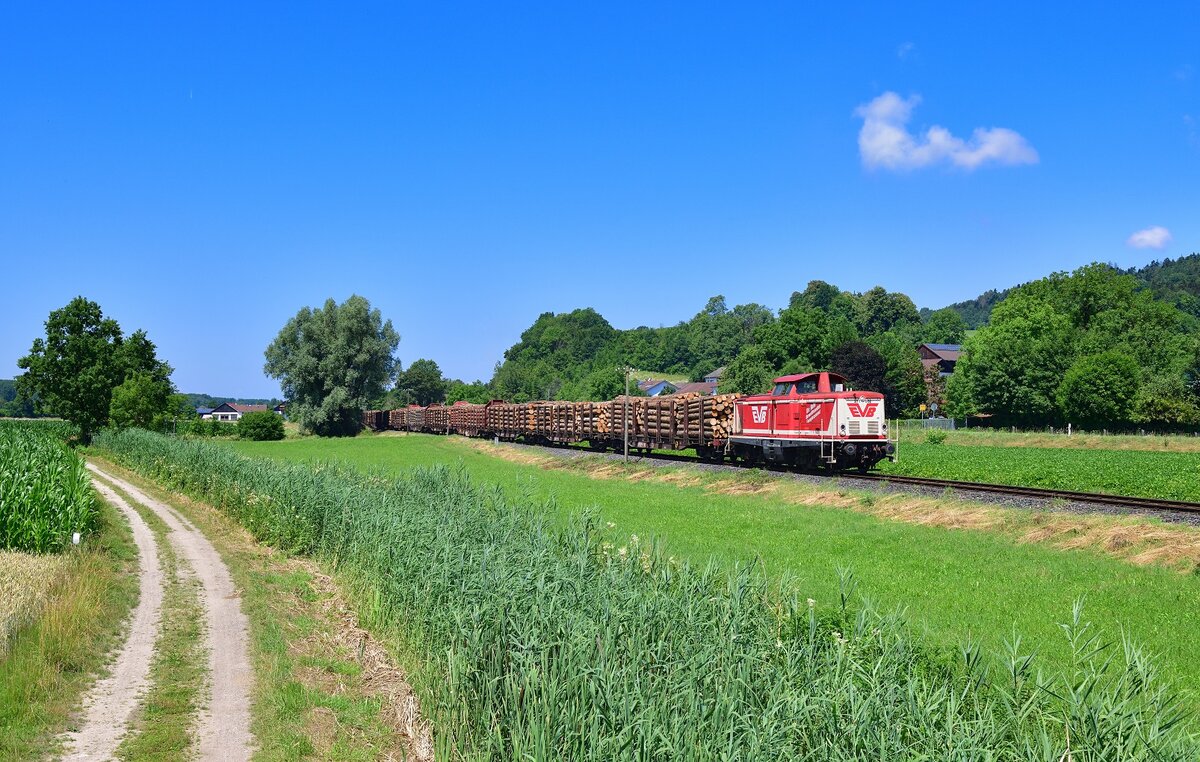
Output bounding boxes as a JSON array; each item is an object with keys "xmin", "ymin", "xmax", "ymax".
[
  {"xmin": 0, "ymin": 420, "xmax": 95, "ymax": 553},
  {"xmin": 95, "ymin": 429, "xmax": 1197, "ymax": 760}
]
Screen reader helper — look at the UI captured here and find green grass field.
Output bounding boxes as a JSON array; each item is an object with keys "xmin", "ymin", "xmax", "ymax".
[
  {"xmin": 230, "ymin": 433, "xmax": 1200, "ymax": 696},
  {"xmin": 880, "ymin": 439, "xmax": 1200, "ymax": 501}
]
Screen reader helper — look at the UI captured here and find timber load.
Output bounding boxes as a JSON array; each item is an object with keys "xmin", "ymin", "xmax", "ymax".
[
  {"xmin": 425, "ymin": 404, "xmax": 450, "ymax": 433},
  {"xmin": 448, "ymin": 402, "xmax": 487, "ymax": 436},
  {"xmin": 388, "ymin": 409, "xmax": 408, "ymax": 430},
  {"xmin": 405, "ymin": 406, "xmax": 426, "ymax": 431},
  {"xmin": 362, "ymin": 410, "xmax": 388, "ymax": 431}
]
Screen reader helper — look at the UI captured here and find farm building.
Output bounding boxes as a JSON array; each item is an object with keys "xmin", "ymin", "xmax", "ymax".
[
  {"xmin": 918, "ymin": 344, "xmax": 961, "ymax": 377},
  {"xmin": 195, "ymin": 406, "xmax": 214, "ymax": 419},
  {"xmin": 674, "ymin": 381, "xmax": 716, "ymax": 396},
  {"xmin": 209, "ymin": 402, "xmax": 270, "ymax": 422},
  {"xmin": 704, "ymin": 366, "xmax": 725, "ymax": 387},
  {"xmin": 637, "ymin": 379, "xmax": 678, "ymax": 397}
]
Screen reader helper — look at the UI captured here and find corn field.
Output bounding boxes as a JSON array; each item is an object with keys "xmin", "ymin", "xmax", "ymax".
[
  {"xmin": 94, "ymin": 428, "xmax": 1197, "ymax": 760},
  {"xmin": 0, "ymin": 421, "xmax": 95, "ymax": 553}
]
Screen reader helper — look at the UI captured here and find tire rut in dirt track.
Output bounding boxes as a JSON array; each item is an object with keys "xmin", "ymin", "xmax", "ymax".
[
  {"xmin": 61, "ymin": 479, "xmax": 165, "ymax": 761},
  {"xmin": 86, "ymin": 462, "xmax": 254, "ymax": 761}
]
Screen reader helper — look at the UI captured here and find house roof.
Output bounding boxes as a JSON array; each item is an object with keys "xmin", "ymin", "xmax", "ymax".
[
  {"xmin": 674, "ymin": 381, "xmax": 715, "ymax": 395},
  {"xmin": 637, "ymin": 379, "xmax": 677, "ymax": 392},
  {"xmin": 704, "ymin": 366, "xmax": 726, "ymax": 379},
  {"xmin": 195, "ymin": 407, "xmax": 214, "ymax": 415},
  {"xmin": 921, "ymin": 343, "xmax": 961, "ymax": 362},
  {"xmin": 211, "ymin": 402, "xmax": 269, "ymax": 414}
]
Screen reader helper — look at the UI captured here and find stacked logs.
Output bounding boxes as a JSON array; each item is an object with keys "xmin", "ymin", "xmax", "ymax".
[
  {"xmin": 592, "ymin": 393, "xmax": 738, "ymax": 443},
  {"xmin": 405, "ymin": 406, "xmax": 426, "ymax": 431},
  {"xmin": 388, "ymin": 409, "xmax": 408, "ymax": 430},
  {"xmin": 362, "ymin": 410, "xmax": 388, "ymax": 431},
  {"xmin": 449, "ymin": 402, "xmax": 486, "ymax": 433},
  {"xmin": 425, "ymin": 405, "xmax": 450, "ymax": 432},
  {"xmin": 575, "ymin": 401, "xmax": 609, "ymax": 436},
  {"xmin": 682, "ymin": 394, "xmax": 738, "ymax": 441}
]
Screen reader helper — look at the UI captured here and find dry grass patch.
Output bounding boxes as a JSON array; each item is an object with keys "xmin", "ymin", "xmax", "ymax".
[{"xmin": 0, "ymin": 551, "xmax": 70, "ymax": 656}]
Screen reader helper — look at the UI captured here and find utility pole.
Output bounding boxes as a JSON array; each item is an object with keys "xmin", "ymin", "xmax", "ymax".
[{"xmin": 623, "ymin": 365, "xmax": 631, "ymax": 462}]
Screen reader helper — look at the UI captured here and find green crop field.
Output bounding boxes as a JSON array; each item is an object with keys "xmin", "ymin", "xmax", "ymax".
[
  {"xmin": 228, "ymin": 433, "xmax": 1200, "ymax": 700},
  {"xmin": 99, "ymin": 429, "xmax": 1199, "ymax": 758},
  {"xmin": 0, "ymin": 420, "xmax": 96, "ymax": 554},
  {"xmin": 880, "ymin": 439, "xmax": 1200, "ymax": 501}
]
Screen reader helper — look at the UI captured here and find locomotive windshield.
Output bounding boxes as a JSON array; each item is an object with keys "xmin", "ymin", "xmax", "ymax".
[
  {"xmin": 772, "ymin": 382, "xmax": 792, "ymax": 396},
  {"xmin": 795, "ymin": 378, "xmax": 818, "ymax": 393}
]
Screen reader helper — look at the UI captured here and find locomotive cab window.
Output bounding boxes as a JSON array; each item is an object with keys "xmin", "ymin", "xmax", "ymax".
[
  {"xmin": 832, "ymin": 382, "xmax": 845, "ymax": 392},
  {"xmin": 794, "ymin": 379, "xmax": 818, "ymax": 394},
  {"xmin": 772, "ymin": 382, "xmax": 792, "ymax": 396}
]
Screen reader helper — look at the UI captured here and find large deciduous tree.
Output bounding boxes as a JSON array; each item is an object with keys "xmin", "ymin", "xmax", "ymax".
[
  {"xmin": 1057, "ymin": 352, "xmax": 1140, "ymax": 428},
  {"xmin": 17, "ymin": 296, "xmax": 173, "ymax": 442},
  {"xmin": 922, "ymin": 308, "xmax": 968, "ymax": 345},
  {"xmin": 264, "ymin": 295, "xmax": 399, "ymax": 436},
  {"xmin": 397, "ymin": 359, "xmax": 448, "ymax": 406},
  {"xmin": 719, "ymin": 345, "xmax": 775, "ymax": 394},
  {"xmin": 830, "ymin": 341, "xmax": 890, "ymax": 399}
]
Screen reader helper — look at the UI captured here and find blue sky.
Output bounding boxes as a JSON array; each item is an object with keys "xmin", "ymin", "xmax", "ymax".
[{"xmin": 2, "ymin": 3, "xmax": 1197, "ymax": 397}]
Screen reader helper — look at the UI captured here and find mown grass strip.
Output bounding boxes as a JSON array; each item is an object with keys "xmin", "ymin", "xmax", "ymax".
[
  {"xmin": 97, "ymin": 430, "xmax": 1200, "ymax": 759},
  {"xmin": 0, "ymin": 495, "xmax": 139, "ymax": 760}
]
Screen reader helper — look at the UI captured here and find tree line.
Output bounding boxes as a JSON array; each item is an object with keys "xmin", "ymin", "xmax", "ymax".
[{"xmin": 11, "ymin": 256, "xmax": 1199, "ymax": 440}]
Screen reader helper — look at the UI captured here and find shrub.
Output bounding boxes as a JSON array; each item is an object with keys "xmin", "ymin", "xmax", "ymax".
[
  {"xmin": 924, "ymin": 428, "xmax": 948, "ymax": 445},
  {"xmin": 92, "ymin": 429, "xmax": 1198, "ymax": 760},
  {"xmin": 237, "ymin": 411, "xmax": 284, "ymax": 441}
]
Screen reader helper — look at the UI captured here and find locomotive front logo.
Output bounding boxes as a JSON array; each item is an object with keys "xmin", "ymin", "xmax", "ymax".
[
  {"xmin": 845, "ymin": 401, "xmax": 879, "ymax": 417},
  {"xmin": 751, "ymin": 406, "xmax": 768, "ymax": 424}
]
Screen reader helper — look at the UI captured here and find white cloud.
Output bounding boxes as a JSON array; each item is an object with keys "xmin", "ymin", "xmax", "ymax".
[
  {"xmin": 1126, "ymin": 226, "xmax": 1172, "ymax": 249},
  {"xmin": 854, "ymin": 92, "xmax": 1039, "ymax": 171},
  {"xmin": 897, "ymin": 42, "xmax": 915, "ymax": 60}
]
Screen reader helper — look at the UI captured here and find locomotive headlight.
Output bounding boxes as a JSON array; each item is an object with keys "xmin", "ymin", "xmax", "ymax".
[{"xmin": 839, "ymin": 424, "xmax": 846, "ymax": 433}]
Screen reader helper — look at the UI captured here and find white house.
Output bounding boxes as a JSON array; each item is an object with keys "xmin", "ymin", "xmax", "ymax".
[{"xmin": 209, "ymin": 402, "xmax": 270, "ymax": 422}]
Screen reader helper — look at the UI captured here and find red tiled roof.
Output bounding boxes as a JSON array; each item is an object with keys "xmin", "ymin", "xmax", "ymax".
[{"xmin": 674, "ymin": 381, "xmax": 716, "ymax": 395}]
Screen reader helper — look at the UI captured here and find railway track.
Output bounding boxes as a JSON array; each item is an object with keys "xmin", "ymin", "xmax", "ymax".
[
  {"xmin": 538, "ymin": 441, "xmax": 1200, "ymax": 516},
  {"xmin": 836, "ymin": 472, "xmax": 1200, "ymax": 514}
]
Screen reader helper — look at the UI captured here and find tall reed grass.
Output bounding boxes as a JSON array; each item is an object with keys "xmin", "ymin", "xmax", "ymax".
[
  {"xmin": 94, "ymin": 429, "xmax": 1197, "ymax": 760},
  {"xmin": 0, "ymin": 420, "xmax": 95, "ymax": 553}
]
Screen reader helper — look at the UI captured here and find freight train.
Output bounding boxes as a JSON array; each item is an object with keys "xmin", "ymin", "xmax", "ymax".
[{"xmin": 365, "ymin": 371, "xmax": 897, "ymax": 472}]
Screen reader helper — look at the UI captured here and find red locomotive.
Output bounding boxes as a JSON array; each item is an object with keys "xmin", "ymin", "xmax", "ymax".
[{"xmin": 730, "ymin": 372, "xmax": 893, "ymax": 471}]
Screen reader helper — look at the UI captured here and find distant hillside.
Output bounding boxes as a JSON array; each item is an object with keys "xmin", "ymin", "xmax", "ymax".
[
  {"xmin": 1127, "ymin": 253, "xmax": 1200, "ymax": 318},
  {"xmin": 184, "ymin": 393, "xmax": 282, "ymax": 409},
  {"xmin": 0, "ymin": 379, "xmax": 36, "ymax": 417},
  {"xmin": 926, "ymin": 252, "xmax": 1200, "ymax": 327},
  {"xmin": 919, "ymin": 289, "xmax": 1011, "ymax": 329}
]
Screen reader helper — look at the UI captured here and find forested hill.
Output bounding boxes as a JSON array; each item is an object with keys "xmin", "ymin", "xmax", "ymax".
[
  {"xmin": 930, "ymin": 252, "xmax": 1200, "ymax": 328},
  {"xmin": 183, "ymin": 393, "xmax": 282, "ymax": 409},
  {"xmin": 0, "ymin": 379, "xmax": 36, "ymax": 417},
  {"xmin": 489, "ymin": 285, "xmax": 965, "ymax": 410},
  {"xmin": 1130, "ymin": 253, "xmax": 1200, "ymax": 318}
]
